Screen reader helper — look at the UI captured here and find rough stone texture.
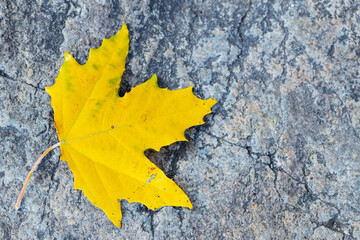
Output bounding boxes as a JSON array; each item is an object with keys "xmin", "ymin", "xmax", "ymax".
[{"xmin": 0, "ymin": 0, "xmax": 359, "ymax": 239}]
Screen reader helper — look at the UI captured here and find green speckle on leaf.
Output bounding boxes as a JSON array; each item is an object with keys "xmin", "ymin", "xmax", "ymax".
[{"xmin": 108, "ymin": 77, "xmax": 119, "ymax": 85}]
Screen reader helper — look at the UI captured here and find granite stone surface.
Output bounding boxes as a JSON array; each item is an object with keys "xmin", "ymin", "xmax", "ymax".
[{"xmin": 1, "ymin": 0, "xmax": 360, "ymax": 239}]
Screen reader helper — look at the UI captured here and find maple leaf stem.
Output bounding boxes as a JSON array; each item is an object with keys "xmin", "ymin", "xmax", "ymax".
[{"xmin": 15, "ymin": 142, "xmax": 60, "ymax": 210}]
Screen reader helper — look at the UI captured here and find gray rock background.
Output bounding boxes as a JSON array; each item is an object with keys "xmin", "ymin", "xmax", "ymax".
[{"xmin": 0, "ymin": 0, "xmax": 359, "ymax": 239}]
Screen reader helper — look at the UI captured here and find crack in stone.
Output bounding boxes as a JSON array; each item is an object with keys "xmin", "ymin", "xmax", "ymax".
[
  {"xmin": 0, "ymin": 69, "xmax": 44, "ymax": 92},
  {"xmin": 214, "ymin": 133, "xmax": 355, "ymax": 234},
  {"xmin": 238, "ymin": 0, "xmax": 252, "ymax": 43},
  {"xmin": 311, "ymin": 215, "xmax": 354, "ymax": 239}
]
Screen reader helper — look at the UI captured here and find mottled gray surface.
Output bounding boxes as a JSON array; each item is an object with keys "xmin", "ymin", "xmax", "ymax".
[{"xmin": 0, "ymin": 0, "xmax": 360, "ymax": 239}]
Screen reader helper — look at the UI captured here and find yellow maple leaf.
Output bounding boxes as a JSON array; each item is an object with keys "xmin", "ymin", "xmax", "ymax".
[{"xmin": 16, "ymin": 24, "xmax": 216, "ymax": 228}]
